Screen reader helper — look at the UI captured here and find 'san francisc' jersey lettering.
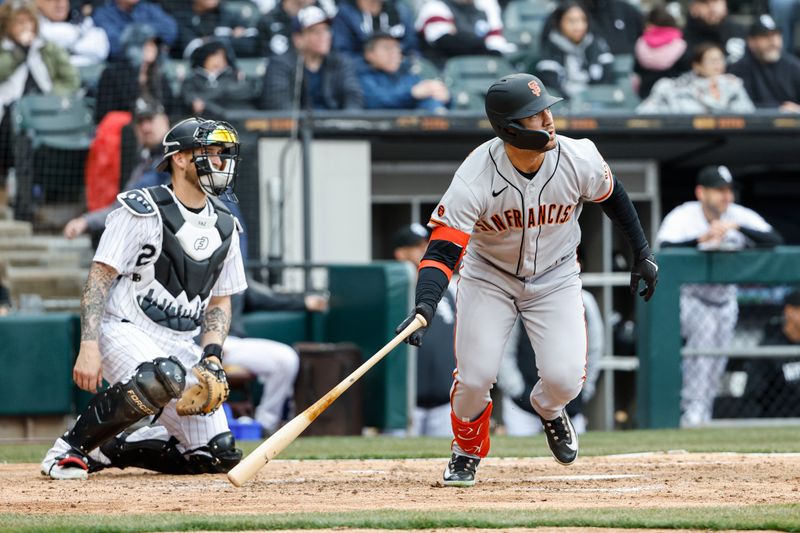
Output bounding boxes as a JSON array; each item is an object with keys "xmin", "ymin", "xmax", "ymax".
[{"xmin": 430, "ymin": 135, "xmax": 613, "ymax": 278}]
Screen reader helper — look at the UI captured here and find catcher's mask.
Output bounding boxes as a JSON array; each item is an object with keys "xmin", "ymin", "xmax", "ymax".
[
  {"xmin": 484, "ymin": 73, "xmax": 563, "ymax": 150},
  {"xmin": 156, "ymin": 117, "xmax": 241, "ymax": 198}
]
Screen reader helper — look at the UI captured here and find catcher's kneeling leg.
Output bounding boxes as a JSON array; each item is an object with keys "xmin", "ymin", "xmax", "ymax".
[
  {"xmin": 65, "ymin": 357, "xmax": 186, "ymax": 455},
  {"xmin": 102, "ymin": 430, "xmax": 241, "ymax": 474}
]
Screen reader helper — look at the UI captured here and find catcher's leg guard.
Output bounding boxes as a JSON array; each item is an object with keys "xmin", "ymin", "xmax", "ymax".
[
  {"xmin": 185, "ymin": 431, "xmax": 243, "ymax": 474},
  {"xmin": 100, "ymin": 434, "xmax": 189, "ymax": 474},
  {"xmin": 65, "ymin": 357, "xmax": 186, "ymax": 454}
]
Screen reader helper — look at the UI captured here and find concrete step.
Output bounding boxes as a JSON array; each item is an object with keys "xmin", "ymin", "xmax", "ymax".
[
  {"xmin": 7, "ymin": 266, "xmax": 88, "ymax": 300},
  {"xmin": 0, "ymin": 234, "xmax": 91, "ymax": 252},
  {"xmin": 0, "ymin": 220, "xmax": 33, "ymax": 238},
  {"xmin": 0, "ymin": 250, "xmax": 83, "ymax": 268}
]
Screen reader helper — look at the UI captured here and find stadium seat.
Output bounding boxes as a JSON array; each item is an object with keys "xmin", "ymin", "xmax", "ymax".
[
  {"xmin": 408, "ymin": 55, "xmax": 440, "ymax": 81},
  {"xmin": 163, "ymin": 59, "xmax": 190, "ymax": 95},
  {"xmin": 238, "ymin": 57, "xmax": 269, "ymax": 79},
  {"xmin": 503, "ymin": 0, "xmax": 554, "ymax": 33},
  {"xmin": 443, "ymin": 55, "xmax": 515, "ymax": 111},
  {"xmin": 612, "ymin": 54, "xmax": 635, "ymax": 78},
  {"xmin": 77, "ymin": 62, "xmax": 106, "ymax": 95},
  {"xmin": 12, "ymin": 94, "xmax": 94, "ymax": 151},
  {"xmin": 221, "ymin": 0, "xmax": 262, "ymax": 27},
  {"xmin": 571, "ymin": 83, "xmax": 640, "ymax": 112}
]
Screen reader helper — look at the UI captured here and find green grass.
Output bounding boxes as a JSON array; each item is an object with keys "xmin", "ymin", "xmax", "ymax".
[
  {"xmin": 1, "ymin": 505, "xmax": 799, "ymax": 532},
  {"xmin": 3, "ymin": 426, "xmax": 799, "ymax": 464}
]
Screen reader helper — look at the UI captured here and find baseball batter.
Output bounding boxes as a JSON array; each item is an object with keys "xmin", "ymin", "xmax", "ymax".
[
  {"xmin": 41, "ymin": 118, "xmax": 248, "ymax": 480},
  {"xmin": 396, "ymin": 73, "xmax": 658, "ymax": 486}
]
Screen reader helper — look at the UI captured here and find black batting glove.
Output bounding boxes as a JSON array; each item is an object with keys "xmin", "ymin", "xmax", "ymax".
[
  {"xmin": 630, "ymin": 249, "xmax": 658, "ymax": 302},
  {"xmin": 395, "ymin": 302, "xmax": 435, "ymax": 347}
]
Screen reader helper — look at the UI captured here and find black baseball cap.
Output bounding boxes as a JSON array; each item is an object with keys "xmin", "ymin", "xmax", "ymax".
[
  {"xmin": 391, "ymin": 223, "xmax": 429, "ymax": 250},
  {"xmin": 697, "ymin": 165, "xmax": 734, "ymax": 188},
  {"xmin": 749, "ymin": 14, "xmax": 780, "ymax": 37},
  {"xmin": 785, "ymin": 288, "xmax": 800, "ymax": 307},
  {"xmin": 365, "ymin": 30, "xmax": 400, "ymax": 47},
  {"xmin": 133, "ymin": 97, "xmax": 165, "ymax": 120}
]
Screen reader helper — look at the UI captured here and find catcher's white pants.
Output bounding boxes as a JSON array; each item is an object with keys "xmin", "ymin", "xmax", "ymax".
[
  {"xmin": 411, "ymin": 403, "xmax": 453, "ymax": 437},
  {"xmin": 222, "ymin": 335, "xmax": 300, "ymax": 434},
  {"xmin": 680, "ymin": 293, "xmax": 738, "ymax": 426},
  {"xmin": 99, "ymin": 320, "xmax": 230, "ymax": 452}
]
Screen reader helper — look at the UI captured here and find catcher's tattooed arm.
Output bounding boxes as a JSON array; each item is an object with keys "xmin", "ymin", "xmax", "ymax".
[
  {"xmin": 75, "ymin": 261, "xmax": 119, "ymax": 393},
  {"xmin": 201, "ymin": 295, "xmax": 232, "ymax": 349}
]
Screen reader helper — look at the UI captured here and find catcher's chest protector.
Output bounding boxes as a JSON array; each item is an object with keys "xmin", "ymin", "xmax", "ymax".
[{"xmin": 122, "ymin": 186, "xmax": 235, "ymax": 332}]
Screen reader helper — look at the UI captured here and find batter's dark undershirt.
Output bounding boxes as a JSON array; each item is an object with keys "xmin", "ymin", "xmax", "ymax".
[{"xmin": 599, "ymin": 175, "xmax": 650, "ymax": 258}]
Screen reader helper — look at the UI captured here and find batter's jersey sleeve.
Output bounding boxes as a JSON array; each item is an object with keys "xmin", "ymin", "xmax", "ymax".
[
  {"xmin": 211, "ymin": 228, "xmax": 248, "ymax": 296},
  {"xmin": 577, "ymin": 140, "xmax": 614, "ymax": 203},
  {"xmin": 93, "ymin": 208, "xmax": 157, "ymax": 274},
  {"xmin": 429, "ymin": 174, "xmax": 484, "ymax": 234}
]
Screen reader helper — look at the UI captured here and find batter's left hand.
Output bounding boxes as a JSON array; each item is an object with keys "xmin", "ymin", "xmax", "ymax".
[{"xmin": 630, "ymin": 251, "xmax": 658, "ymax": 302}]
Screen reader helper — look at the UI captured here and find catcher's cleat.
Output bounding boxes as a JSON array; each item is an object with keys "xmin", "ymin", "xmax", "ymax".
[
  {"xmin": 442, "ymin": 452, "xmax": 480, "ymax": 487},
  {"xmin": 539, "ymin": 409, "xmax": 578, "ymax": 465},
  {"xmin": 43, "ymin": 452, "xmax": 90, "ymax": 480}
]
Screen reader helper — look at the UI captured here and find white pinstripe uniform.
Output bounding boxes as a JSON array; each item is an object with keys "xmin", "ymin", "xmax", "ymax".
[
  {"xmin": 53, "ymin": 186, "xmax": 247, "ymax": 455},
  {"xmin": 431, "ymin": 135, "xmax": 613, "ymax": 437}
]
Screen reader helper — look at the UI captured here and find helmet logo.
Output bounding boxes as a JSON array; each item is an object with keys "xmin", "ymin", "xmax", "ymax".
[{"xmin": 528, "ymin": 80, "xmax": 541, "ymax": 97}]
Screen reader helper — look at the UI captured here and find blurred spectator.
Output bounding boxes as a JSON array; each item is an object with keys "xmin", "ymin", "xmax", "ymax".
[
  {"xmin": 357, "ymin": 31, "xmax": 448, "ymax": 111},
  {"xmin": 64, "ymin": 97, "xmax": 169, "ymax": 243},
  {"xmin": 745, "ymin": 288, "xmax": 800, "ymax": 417},
  {"xmin": 541, "ymin": 0, "xmax": 644, "ymax": 56},
  {"xmin": 258, "ymin": 5, "xmax": 363, "ymax": 110},
  {"xmin": 332, "ymin": 0, "xmax": 418, "ymax": 59},
  {"xmin": 181, "ymin": 39, "xmax": 256, "ymax": 118},
  {"xmin": 414, "ymin": 0, "xmax": 515, "ymax": 69},
  {"xmin": 768, "ymin": 0, "xmax": 799, "ymax": 53},
  {"xmin": 657, "ymin": 165, "xmax": 782, "ymax": 427},
  {"xmin": 498, "ymin": 288, "xmax": 603, "ymax": 436},
  {"xmin": 257, "ymin": 0, "xmax": 313, "ymax": 57},
  {"xmin": 391, "ymin": 223, "xmax": 454, "ymax": 437},
  {"xmin": 36, "ymin": 0, "xmax": 109, "ymax": 67},
  {"xmin": 94, "ymin": 22, "xmax": 175, "ymax": 123},
  {"xmin": 729, "ymin": 14, "xmax": 800, "ymax": 113},
  {"xmin": 535, "ymin": 1, "xmax": 615, "ymax": 100},
  {"xmin": 683, "ymin": 0, "xmax": 746, "ymax": 65},
  {"xmin": 92, "ymin": 0, "xmax": 178, "ymax": 61},
  {"xmin": 172, "ymin": 0, "xmax": 260, "ymax": 59},
  {"xmin": 0, "ymin": 0, "xmax": 79, "ymax": 184},
  {"xmin": 634, "ymin": 5, "xmax": 688, "ymax": 99},
  {"xmin": 637, "ymin": 42, "xmax": 754, "ymax": 114}
]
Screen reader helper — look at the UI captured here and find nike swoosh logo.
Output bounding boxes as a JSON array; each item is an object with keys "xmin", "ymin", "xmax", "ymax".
[{"xmin": 492, "ymin": 186, "xmax": 508, "ymax": 197}]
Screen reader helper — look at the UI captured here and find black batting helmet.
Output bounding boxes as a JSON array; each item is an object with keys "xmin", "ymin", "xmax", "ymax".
[
  {"xmin": 156, "ymin": 117, "xmax": 240, "ymax": 198},
  {"xmin": 485, "ymin": 73, "xmax": 563, "ymax": 150}
]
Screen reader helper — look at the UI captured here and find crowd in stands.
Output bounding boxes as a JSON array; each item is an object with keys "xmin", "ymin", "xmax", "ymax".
[{"xmin": 0, "ymin": 0, "xmax": 795, "ymax": 121}]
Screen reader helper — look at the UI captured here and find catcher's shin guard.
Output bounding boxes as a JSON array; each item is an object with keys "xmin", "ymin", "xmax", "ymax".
[
  {"xmin": 185, "ymin": 431, "xmax": 242, "ymax": 474},
  {"xmin": 65, "ymin": 357, "xmax": 186, "ymax": 454}
]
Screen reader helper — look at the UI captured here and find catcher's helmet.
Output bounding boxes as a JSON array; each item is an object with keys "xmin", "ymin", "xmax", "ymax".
[
  {"xmin": 485, "ymin": 73, "xmax": 563, "ymax": 150},
  {"xmin": 156, "ymin": 117, "xmax": 240, "ymax": 198}
]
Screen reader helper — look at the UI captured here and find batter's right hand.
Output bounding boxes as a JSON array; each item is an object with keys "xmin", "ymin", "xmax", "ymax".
[
  {"xmin": 396, "ymin": 302, "xmax": 434, "ymax": 347},
  {"xmin": 73, "ymin": 341, "xmax": 103, "ymax": 393}
]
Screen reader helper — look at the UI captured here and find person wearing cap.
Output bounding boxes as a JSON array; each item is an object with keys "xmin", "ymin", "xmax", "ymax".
[
  {"xmin": 63, "ymin": 97, "xmax": 171, "ymax": 244},
  {"xmin": 92, "ymin": 0, "xmax": 178, "ymax": 61},
  {"xmin": 94, "ymin": 22, "xmax": 176, "ymax": 123},
  {"xmin": 744, "ymin": 288, "xmax": 800, "ymax": 417},
  {"xmin": 357, "ymin": 31, "xmax": 448, "ymax": 112},
  {"xmin": 729, "ymin": 14, "xmax": 800, "ymax": 113},
  {"xmin": 682, "ymin": 0, "xmax": 747, "ymax": 64},
  {"xmin": 256, "ymin": 0, "xmax": 316, "ymax": 57},
  {"xmin": 331, "ymin": 0, "xmax": 418, "ymax": 59},
  {"xmin": 391, "ymin": 223, "xmax": 455, "ymax": 437},
  {"xmin": 657, "ymin": 165, "xmax": 783, "ymax": 427},
  {"xmin": 258, "ymin": 5, "xmax": 363, "ymax": 110},
  {"xmin": 180, "ymin": 38, "xmax": 256, "ymax": 118}
]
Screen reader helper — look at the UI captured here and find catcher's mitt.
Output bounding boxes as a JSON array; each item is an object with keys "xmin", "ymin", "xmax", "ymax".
[{"xmin": 176, "ymin": 355, "xmax": 229, "ymax": 416}]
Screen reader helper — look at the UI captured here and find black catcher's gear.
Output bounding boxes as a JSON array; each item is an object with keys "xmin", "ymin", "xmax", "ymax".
[
  {"xmin": 485, "ymin": 73, "xmax": 563, "ymax": 150},
  {"xmin": 156, "ymin": 117, "xmax": 241, "ymax": 197}
]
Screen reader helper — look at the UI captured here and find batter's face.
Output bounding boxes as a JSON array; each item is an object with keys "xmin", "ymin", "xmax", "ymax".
[
  {"xmin": 748, "ymin": 33, "xmax": 782, "ymax": 63},
  {"xmin": 696, "ymin": 185, "xmax": 733, "ymax": 218},
  {"xmin": 517, "ymin": 108, "xmax": 557, "ymax": 151}
]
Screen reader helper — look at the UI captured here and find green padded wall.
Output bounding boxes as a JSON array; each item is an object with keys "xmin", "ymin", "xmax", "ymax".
[
  {"xmin": 0, "ymin": 313, "xmax": 78, "ymax": 415},
  {"xmin": 241, "ymin": 311, "xmax": 310, "ymax": 344},
  {"xmin": 637, "ymin": 247, "xmax": 800, "ymax": 428},
  {"xmin": 326, "ymin": 263, "xmax": 412, "ymax": 430}
]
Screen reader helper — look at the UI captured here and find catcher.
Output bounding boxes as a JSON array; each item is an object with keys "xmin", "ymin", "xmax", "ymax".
[{"xmin": 41, "ymin": 118, "xmax": 248, "ymax": 479}]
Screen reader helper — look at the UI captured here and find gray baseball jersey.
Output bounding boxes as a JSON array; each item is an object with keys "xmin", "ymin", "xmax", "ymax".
[{"xmin": 428, "ymin": 135, "xmax": 612, "ymax": 451}]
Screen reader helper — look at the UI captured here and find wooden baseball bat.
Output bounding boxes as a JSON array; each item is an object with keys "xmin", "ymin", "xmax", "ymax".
[{"xmin": 227, "ymin": 313, "xmax": 427, "ymax": 487}]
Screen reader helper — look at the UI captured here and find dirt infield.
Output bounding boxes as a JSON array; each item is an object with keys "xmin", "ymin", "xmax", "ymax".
[{"xmin": 5, "ymin": 452, "xmax": 800, "ymax": 516}]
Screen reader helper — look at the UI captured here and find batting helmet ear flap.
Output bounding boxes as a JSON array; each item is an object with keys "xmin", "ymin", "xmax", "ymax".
[{"xmin": 502, "ymin": 122, "xmax": 552, "ymax": 150}]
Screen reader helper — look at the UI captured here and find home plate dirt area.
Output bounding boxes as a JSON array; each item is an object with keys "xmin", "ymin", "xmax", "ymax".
[{"xmin": 4, "ymin": 452, "xmax": 800, "ymax": 515}]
